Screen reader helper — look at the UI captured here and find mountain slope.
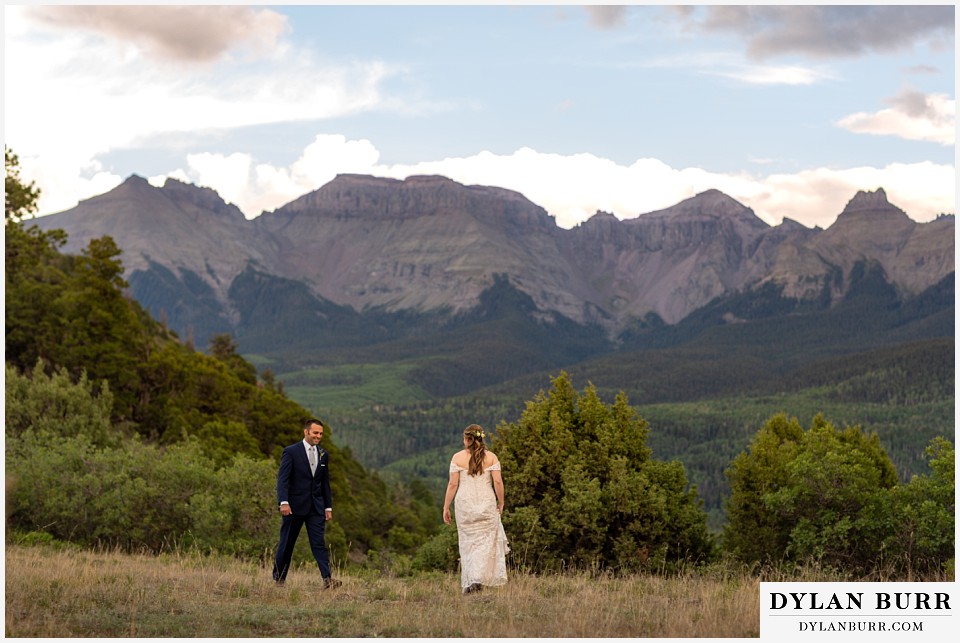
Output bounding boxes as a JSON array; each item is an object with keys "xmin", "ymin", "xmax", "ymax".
[
  {"xmin": 255, "ymin": 174, "xmax": 587, "ymax": 322},
  {"xmin": 32, "ymin": 175, "xmax": 953, "ymax": 364},
  {"xmin": 760, "ymin": 188, "xmax": 953, "ymax": 301},
  {"xmin": 33, "ymin": 176, "xmax": 271, "ymax": 342}
]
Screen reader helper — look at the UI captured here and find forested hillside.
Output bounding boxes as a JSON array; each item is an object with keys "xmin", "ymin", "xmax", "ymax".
[
  {"xmin": 319, "ymin": 336, "xmax": 952, "ymax": 532},
  {"xmin": 307, "ymin": 274, "xmax": 953, "ymax": 532},
  {"xmin": 4, "ymin": 149, "xmax": 438, "ymax": 562}
]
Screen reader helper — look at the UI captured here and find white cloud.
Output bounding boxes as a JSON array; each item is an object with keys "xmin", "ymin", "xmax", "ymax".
[
  {"xmin": 289, "ymin": 135, "xmax": 383, "ymax": 189},
  {"xmin": 836, "ymin": 90, "xmax": 955, "ymax": 145},
  {"xmin": 4, "ymin": 6, "xmax": 396, "ymax": 215},
  {"xmin": 712, "ymin": 63, "xmax": 836, "ymax": 86},
  {"xmin": 174, "ymin": 135, "xmax": 385, "ymax": 215},
  {"xmin": 183, "ymin": 152, "xmax": 255, "ymax": 208},
  {"xmin": 749, "ymin": 162, "xmax": 957, "ymax": 228},
  {"xmin": 20, "ymin": 126, "xmax": 956, "ymax": 232},
  {"xmin": 146, "ymin": 138, "xmax": 954, "ymax": 231},
  {"xmin": 642, "ymin": 52, "xmax": 836, "ymax": 87},
  {"xmin": 26, "ymin": 155, "xmax": 125, "ymax": 217}
]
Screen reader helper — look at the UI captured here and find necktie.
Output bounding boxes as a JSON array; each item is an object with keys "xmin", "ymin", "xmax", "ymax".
[{"xmin": 309, "ymin": 447, "xmax": 317, "ymax": 475}]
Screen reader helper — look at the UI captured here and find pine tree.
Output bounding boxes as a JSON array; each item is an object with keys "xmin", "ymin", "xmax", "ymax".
[{"xmin": 493, "ymin": 372, "xmax": 713, "ymax": 573}]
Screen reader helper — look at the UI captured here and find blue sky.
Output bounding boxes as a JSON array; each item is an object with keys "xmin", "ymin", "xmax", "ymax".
[{"xmin": 4, "ymin": 4, "xmax": 955, "ymax": 229}]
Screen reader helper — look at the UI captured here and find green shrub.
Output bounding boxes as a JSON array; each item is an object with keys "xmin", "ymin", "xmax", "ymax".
[
  {"xmin": 5, "ymin": 361, "xmax": 116, "ymax": 448},
  {"xmin": 492, "ymin": 372, "xmax": 714, "ymax": 573},
  {"xmin": 6, "ymin": 435, "xmax": 218, "ymax": 551},
  {"xmin": 187, "ymin": 453, "xmax": 279, "ymax": 558},
  {"xmin": 412, "ymin": 522, "xmax": 460, "ymax": 572},
  {"xmin": 876, "ymin": 437, "xmax": 955, "ymax": 578},
  {"xmin": 722, "ymin": 413, "xmax": 945, "ymax": 577}
]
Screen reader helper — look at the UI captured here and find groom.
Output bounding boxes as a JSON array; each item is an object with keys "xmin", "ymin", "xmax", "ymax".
[{"xmin": 272, "ymin": 418, "xmax": 341, "ymax": 588}]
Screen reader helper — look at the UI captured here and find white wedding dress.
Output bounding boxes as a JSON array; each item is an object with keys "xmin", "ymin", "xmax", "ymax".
[{"xmin": 450, "ymin": 460, "xmax": 509, "ymax": 590}]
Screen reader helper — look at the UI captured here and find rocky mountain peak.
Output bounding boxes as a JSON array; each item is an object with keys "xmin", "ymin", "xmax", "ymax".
[
  {"xmin": 589, "ymin": 210, "xmax": 618, "ymax": 221},
  {"xmin": 272, "ymin": 174, "xmax": 398, "ymax": 216},
  {"xmin": 268, "ymin": 173, "xmax": 555, "ymax": 232},
  {"xmin": 575, "ymin": 210, "xmax": 623, "ymax": 242},
  {"xmin": 642, "ymin": 189, "xmax": 767, "ymax": 229},
  {"xmin": 73, "ymin": 175, "xmax": 244, "ymax": 223},
  {"xmin": 831, "ymin": 187, "xmax": 913, "ymax": 232},
  {"xmin": 776, "ymin": 187, "xmax": 940, "ymax": 303},
  {"xmin": 844, "ymin": 187, "xmax": 891, "ymax": 211},
  {"xmin": 121, "ymin": 173, "xmax": 151, "ymax": 188},
  {"xmin": 777, "ymin": 217, "xmax": 809, "ymax": 231},
  {"xmin": 159, "ymin": 177, "xmax": 247, "ymax": 221},
  {"xmin": 70, "ymin": 174, "xmax": 165, "ymax": 211},
  {"xmin": 689, "ymin": 188, "xmax": 745, "ymax": 211},
  {"xmin": 402, "ymin": 174, "xmax": 460, "ymax": 188},
  {"xmin": 580, "ymin": 210, "xmax": 619, "ymax": 227}
]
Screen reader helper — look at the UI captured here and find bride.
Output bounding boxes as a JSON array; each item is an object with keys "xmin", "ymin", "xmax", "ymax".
[{"xmin": 442, "ymin": 424, "xmax": 509, "ymax": 594}]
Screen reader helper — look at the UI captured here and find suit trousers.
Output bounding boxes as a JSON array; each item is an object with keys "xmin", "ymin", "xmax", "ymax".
[{"xmin": 273, "ymin": 510, "xmax": 331, "ymax": 581}]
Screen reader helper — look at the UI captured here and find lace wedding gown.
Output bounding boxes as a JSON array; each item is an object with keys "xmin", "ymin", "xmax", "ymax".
[{"xmin": 450, "ymin": 460, "xmax": 509, "ymax": 590}]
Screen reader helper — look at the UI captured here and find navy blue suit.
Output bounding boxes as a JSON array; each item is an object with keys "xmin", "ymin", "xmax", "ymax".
[{"xmin": 272, "ymin": 441, "xmax": 333, "ymax": 581}]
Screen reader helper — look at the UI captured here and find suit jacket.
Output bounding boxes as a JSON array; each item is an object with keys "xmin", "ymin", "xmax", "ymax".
[{"xmin": 277, "ymin": 441, "xmax": 332, "ymax": 516}]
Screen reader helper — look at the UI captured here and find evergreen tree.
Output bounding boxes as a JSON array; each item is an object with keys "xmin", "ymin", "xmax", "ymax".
[
  {"xmin": 209, "ymin": 333, "xmax": 257, "ymax": 385},
  {"xmin": 867, "ymin": 437, "xmax": 955, "ymax": 578},
  {"xmin": 721, "ymin": 413, "xmax": 805, "ymax": 564},
  {"xmin": 5, "ymin": 146, "xmax": 40, "ymax": 222},
  {"xmin": 492, "ymin": 372, "xmax": 713, "ymax": 573},
  {"xmin": 52, "ymin": 236, "xmax": 149, "ymax": 419},
  {"xmin": 5, "ymin": 221, "xmax": 69, "ymax": 370},
  {"xmin": 724, "ymin": 413, "xmax": 901, "ymax": 572},
  {"xmin": 5, "ymin": 146, "xmax": 69, "ymax": 371}
]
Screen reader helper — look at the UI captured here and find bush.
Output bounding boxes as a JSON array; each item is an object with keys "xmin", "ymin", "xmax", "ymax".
[
  {"xmin": 5, "ymin": 361, "xmax": 116, "ymax": 448},
  {"xmin": 874, "ymin": 437, "xmax": 955, "ymax": 578},
  {"xmin": 187, "ymin": 453, "xmax": 279, "ymax": 558},
  {"xmin": 6, "ymin": 434, "xmax": 213, "ymax": 550},
  {"xmin": 412, "ymin": 523, "xmax": 460, "ymax": 572},
  {"xmin": 723, "ymin": 413, "xmax": 906, "ymax": 575},
  {"xmin": 492, "ymin": 372, "xmax": 714, "ymax": 573}
]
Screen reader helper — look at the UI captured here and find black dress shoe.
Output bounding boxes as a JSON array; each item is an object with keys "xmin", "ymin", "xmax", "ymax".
[
  {"xmin": 463, "ymin": 583, "xmax": 482, "ymax": 595},
  {"xmin": 324, "ymin": 577, "xmax": 342, "ymax": 589}
]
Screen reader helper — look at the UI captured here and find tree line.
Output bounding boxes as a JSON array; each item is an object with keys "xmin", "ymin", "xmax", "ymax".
[{"xmin": 321, "ymin": 344, "xmax": 952, "ymax": 535}]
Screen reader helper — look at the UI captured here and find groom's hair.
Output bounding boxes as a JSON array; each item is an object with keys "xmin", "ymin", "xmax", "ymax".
[{"xmin": 303, "ymin": 418, "xmax": 323, "ymax": 431}]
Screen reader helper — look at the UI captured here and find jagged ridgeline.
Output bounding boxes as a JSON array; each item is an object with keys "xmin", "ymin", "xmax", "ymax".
[
  {"xmin": 32, "ymin": 174, "xmax": 953, "ymax": 361},
  {"xmin": 4, "ymin": 220, "xmax": 439, "ymax": 559}
]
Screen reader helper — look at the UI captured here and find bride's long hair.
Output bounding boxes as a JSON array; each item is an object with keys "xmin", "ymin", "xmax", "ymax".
[{"xmin": 464, "ymin": 424, "xmax": 486, "ymax": 476}]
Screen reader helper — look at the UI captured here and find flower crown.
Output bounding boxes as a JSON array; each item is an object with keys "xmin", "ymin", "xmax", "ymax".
[{"xmin": 471, "ymin": 429, "xmax": 485, "ymax": 440}]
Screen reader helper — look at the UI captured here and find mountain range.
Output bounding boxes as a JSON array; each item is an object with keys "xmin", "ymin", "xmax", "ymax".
[{"xmin": 33, "ymin": 174, "xmax": 954, "ymax": 360}]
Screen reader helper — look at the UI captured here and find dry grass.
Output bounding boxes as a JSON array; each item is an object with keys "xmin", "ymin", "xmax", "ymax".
[{"xmin": 4, "ymin": 543, "xmax": 760, "ymax": 637}]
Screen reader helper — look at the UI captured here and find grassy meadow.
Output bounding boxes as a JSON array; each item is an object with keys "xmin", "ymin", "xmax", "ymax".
[{"xmin": 5, "ymin": 543, "xmax": 765, "ymax": 638}]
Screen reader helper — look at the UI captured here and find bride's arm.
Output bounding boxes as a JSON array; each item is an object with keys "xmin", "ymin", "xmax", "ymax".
[
  {"xmin": 491, "ymin": 469, "xmax": 505, "ymax": 514},
  {"xmin": 442, "ymin": 469, "xmax": 460, "ymax": 524}
]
